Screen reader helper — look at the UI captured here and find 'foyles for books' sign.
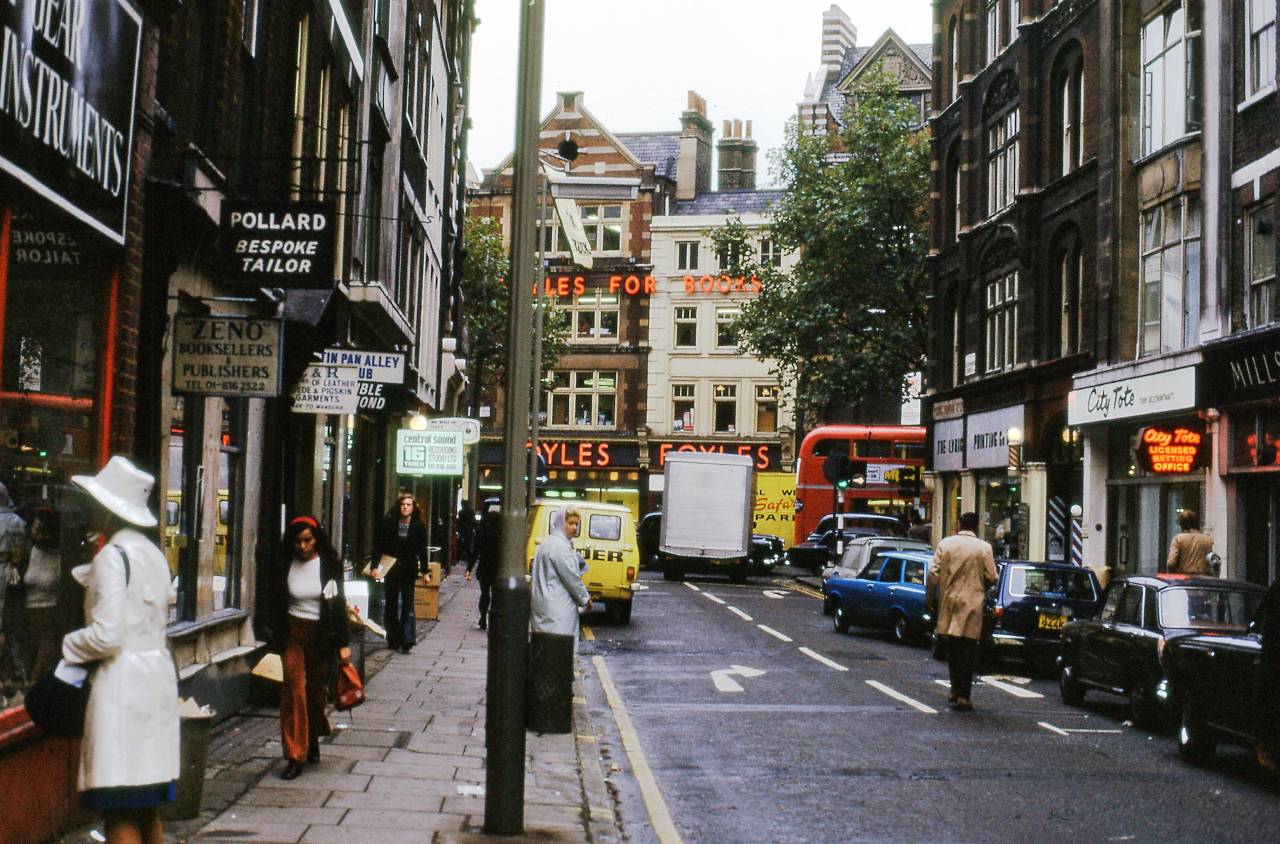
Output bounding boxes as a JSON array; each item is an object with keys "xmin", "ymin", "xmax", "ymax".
[
  {"xmin": 222, "ymin": 201, "xmax": 336, "ymax": 288},
  {"xmin": 0, "ymin": 0, "xmax": 144, "ymax": 245}
]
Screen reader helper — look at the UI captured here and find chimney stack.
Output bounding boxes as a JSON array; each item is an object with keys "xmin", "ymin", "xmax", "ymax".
[
  {"xmin": 716, "ymin": 119, "xmax": 757, "ymax": 191},
  {"xmin": 821, "ymin": 5, "xmax": 856, "ymax": 72},
  {"xmin": 676, "ymin": 91, "xmax": 713, "ymax": 199}
]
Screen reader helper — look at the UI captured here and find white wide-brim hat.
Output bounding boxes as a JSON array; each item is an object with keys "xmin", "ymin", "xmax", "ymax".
[{"xmin": 72, "ymin": 455, "xmax": 158, "ymax": 528}]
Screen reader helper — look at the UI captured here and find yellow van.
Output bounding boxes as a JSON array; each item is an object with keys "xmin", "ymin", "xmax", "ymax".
[{"xmin": 525, "ymin": 499, "xmax": 639, "ymax": 624}]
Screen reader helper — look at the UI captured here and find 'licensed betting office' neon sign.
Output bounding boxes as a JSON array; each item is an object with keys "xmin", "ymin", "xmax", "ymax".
[{"xmin": 1139, "ymin": 426, "xmax": 1204, "ymax": 474}]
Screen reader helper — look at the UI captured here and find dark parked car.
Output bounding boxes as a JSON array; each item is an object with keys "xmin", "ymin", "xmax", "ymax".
[
  {"xmin": 638, "ymin": 511, "xmax": 661, "ymax": 567},
  {"xmin": 1059, "ymin": 575, "xmax": 1265, "ymax": 727},
  {"xmin": 828, "ymin": 551, "xmax": 934, "ymax": 643},
  {"xmin": 984, "ymin": 561, "xmax": 1102, "ymax": 672},
  {"xmin": 805, "ymin": 512, "xmax": 904, "ymax": 541},
  {"xmin": 749, "ymin": 533, "xmax": 786, "ymax": 575},
  {"xmin": 788, "ymin": 527, "xmax": 884, "ymax": 573},
  {"xmin": 638, "ymin": 511, "xmax": 781, "ymax": 577},
  {"xmin": 1164, "ymin": 609, "xmax": 1268, "ymax": 765}
]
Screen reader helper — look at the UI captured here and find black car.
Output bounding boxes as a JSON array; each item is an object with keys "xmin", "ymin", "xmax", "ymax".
[
  {"xmin": 638, "ymin": 511, "xmax": 662, "ymax": 567},
  {"xmin": 984, "ymin": 561, "xmax": 1102, "ymax": 672},
  {"xmin": 1164, "ymin": 611, "xmax": 1268, "ymax": 765},
  {"xmin": 788, "ymin": 527, "xmax": 884, "ymax": 573},
  {"xmin": 638, "ymin": 511, "xmax": 780, "ymax": 577},
  {"xmin": 1059, "ymin": 574, "xmax": 1265, "ymax": 728},
  {"xmin": 749, "ymin": 533, "xmax": 786, "ymax": 575}
]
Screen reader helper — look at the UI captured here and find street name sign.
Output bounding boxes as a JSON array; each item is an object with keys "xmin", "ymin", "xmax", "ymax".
[
  {"xmin": 396, "ymin": 430, "xmax": 464, "ymax": 476},
  {"xmin": 172, "ymin": 316, "xmax": 283, "ymax": 398}
]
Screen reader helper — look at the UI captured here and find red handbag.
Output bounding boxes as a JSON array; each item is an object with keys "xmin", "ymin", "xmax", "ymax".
[{"xmin": 334, "ymin": 660, "xmax": 365, "ymax": 711}]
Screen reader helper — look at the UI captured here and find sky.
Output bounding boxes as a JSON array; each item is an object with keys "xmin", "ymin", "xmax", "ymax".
[{"xmin": 467, "ymin": 1, "xmax": 935, "ymax": 188}]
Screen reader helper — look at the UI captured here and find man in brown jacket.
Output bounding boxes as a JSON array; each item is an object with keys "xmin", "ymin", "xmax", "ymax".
[
  {"xmin": 1166, "ymin": 510, "xmax": 1214, "ymax": 575},
  {"xmin": 926, "ymin": 512, "xmax": 998, "ymax": 711}
]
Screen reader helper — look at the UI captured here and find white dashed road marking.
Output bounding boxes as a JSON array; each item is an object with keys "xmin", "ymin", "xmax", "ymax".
[
  {"xmin": 704, "ymin": 593, "xmax": 726, "ymax": 605},
  {"xmin": 799, "ymin": 647, "xmax": 849, "ymax": 672},
  {"xmin": 1038, "ymin": 721, "xmax": 1070, "ymax": 736},
  {"xmin": 728, "ymin": 606, "xmax": 753, "ymax": 621},
  {"xmin": 757, "ymin": 625, "xmax": 793, "ymax": 643},
  {"xmin": 979, "ymin": 675, "xmax": 1044, "ymax": 698},
  {"xmin": 683, "ymin": 582, "xmax": 700, "ymax": 592},
  {"xmin": 867, "ymin": 680, "xmax": 938, "ymax": 714}
]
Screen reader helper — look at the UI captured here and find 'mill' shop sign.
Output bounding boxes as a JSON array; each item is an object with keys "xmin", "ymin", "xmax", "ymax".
[
  {"xmin": 0, "ymin": 0, "xmax": 144, "ymax": 245},
  {"xmin": 222, "ymin": 201, "xmax": 336, "ymax": 288}
]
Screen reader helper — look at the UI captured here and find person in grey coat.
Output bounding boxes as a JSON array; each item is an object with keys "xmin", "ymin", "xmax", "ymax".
[{"xmin": 531, "ymin": 506, "xmax": 592, "ymax": 637}]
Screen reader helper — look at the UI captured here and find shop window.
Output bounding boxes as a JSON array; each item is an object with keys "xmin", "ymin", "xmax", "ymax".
[
  {"xmin": 568, "ymin": 293, "xmax": 619, "ymax": 341},
  {"xmin": 543, "ymin": 370, "xmax": 616, "ymax": 428},
  {"xmin": 672, "ymin": 384, "xmax": 695, "ymax": 432},
  {"xmin": 980, "ymin": 476, "xmax": 1023, "ymax": 558},
  {"xmin": 216, "ymin": 401, "xmax": 247, "ymax": 611},
  {"xmin": 677, "ymin": 241, "xmax": 699, "ymax": 271},
  {"xmin": 674, "ymin": 306, "xmax": 698, "ymax": 348},
  {"xmin": 986, "ymin": 108, "xmax": 1018, "ymax": 216},
  {"xmin": 1232, "ymin": 408, "xmax": 1280, "ymax": 467},
  {"xmin": 755, "ymin": 385, "xmax": 780, "ymax": 434},
  {"xmin": 713, "ymin": 384, "xmax": 737, "ymax": 433},
  {"xmin": 1139, "ymin": 195, "xmax": 1200, "ymax": 355},
  {"xmin": 1141, "ymin": 1, "xmax": 1202, "ymax": 157},
  {"xmin": 1246, "ymin": 0, "xmax": 1277, "ymax": 99},
  {"xmin": 1247, "ymin": 200, "xmax": 1277, "ymax": 327},
  {"xmin": 985, "ymin": 271, "xmax": 1019, "ymax": 372},
  {"xmin": 715, "ymin": 305, "xmax": 740, "ymax": 348}
]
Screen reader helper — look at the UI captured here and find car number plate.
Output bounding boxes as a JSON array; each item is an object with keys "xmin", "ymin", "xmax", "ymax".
[{"xmin": 1037, "ymin": 613, "xmax": 1066, "ymax": 631}]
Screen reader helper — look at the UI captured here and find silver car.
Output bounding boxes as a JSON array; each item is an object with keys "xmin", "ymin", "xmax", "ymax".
[{"xmin": 821, "ymin": 536, "xmax": 932, "ymax": 615}]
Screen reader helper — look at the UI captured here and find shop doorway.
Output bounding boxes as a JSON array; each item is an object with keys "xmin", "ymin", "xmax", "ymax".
[
  {"xmin": 1108, "ymin": 480, "xmax": 1201, "ymax": 576},
  {"xmin": 1240, "ymin": 477, "xmax": 1279, "ymax": 586}
]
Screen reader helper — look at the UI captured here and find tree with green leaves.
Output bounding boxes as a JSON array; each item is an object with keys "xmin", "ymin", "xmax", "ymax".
[
  {"xmin": 729, "ymin": 67, "xmax": 930, "ymax": 429},
  {"xmin": 461, "ymin": 216, "xmax": 568, "ymax": 420}
]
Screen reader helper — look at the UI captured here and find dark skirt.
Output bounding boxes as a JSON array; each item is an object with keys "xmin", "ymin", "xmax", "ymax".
[{"xmin": 82, "ymin": 780, "xmax": 176, "ymax": 811}]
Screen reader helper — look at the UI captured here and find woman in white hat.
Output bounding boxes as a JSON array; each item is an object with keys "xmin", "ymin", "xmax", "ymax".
[{"xmin": 61, "ymin": 456, "xmax": 179, "ymax": 844}]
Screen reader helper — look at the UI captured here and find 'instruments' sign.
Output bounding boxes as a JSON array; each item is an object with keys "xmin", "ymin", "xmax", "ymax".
[{"xmin": 0, "ymin": 0, "xmax": 143, "ymax": 244}]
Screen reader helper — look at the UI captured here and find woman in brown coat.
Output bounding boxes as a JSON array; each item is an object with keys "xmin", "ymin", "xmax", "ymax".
[{"xmin": 926, "ymin": 512, "xmax": 998, "ymax": 711}]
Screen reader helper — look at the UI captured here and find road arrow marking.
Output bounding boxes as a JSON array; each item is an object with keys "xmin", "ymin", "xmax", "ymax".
[
  {"xmin": 728, "ymin": 606, "xmax": 753, "ymax": 621},
  {"xmin": 711, "ymin": 664, "xmax": 766, "ymax": 693},
  {"xmin": 758, "ymin": 625, "xmax": 793, "ymax": 642},
  {"xmin": 762, "ymin": 589, "xmax": 790, "ymax": 599}
]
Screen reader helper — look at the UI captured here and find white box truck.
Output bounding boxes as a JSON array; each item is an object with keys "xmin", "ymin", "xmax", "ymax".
[{"xmin": 658, "ymin": 451, "xmax": 754, "ymax": 583}]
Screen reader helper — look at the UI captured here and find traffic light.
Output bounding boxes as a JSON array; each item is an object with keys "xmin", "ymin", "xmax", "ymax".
[
  {"xmin": 823, "ymin": 451, "xmax": 867, "ymax": 490},
  {"xmin": 897, "ymin": 466, "xmax": 921, "ymax": 499}
]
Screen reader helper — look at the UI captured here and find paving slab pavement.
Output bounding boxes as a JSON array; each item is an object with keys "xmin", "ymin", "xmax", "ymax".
[{"xmin": 57, "ymin": 573, "xmax": 621, "ymax": 843}]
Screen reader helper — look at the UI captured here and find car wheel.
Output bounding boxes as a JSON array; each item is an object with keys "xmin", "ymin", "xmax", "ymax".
[
  {"xmin": 1059, "ymin": 662, "xmax": 1086, "ymax": 707},
  {"xmin": 662, "ymin": 567, "xmax": 683, "ymax": 582},
  {"xmin": 608, "ymin": 600, "xmax": 633, "ymax": 625},
  {"xmin": 833, "ymin": 604, "xmax": 851, "ymax": 634},
  {"xmin": 1129, "ymin": 679, "xmax": 1159, "ymax": 728},
  {"xmin": 892, "ymin": 612, "xmax": 910, "ymax": 644},
  {"xmin": 1178, "ymin": 693, "xmax": 1217, "ymax": 765},
  {"xmin": 822, "ymin": 593, "xmax": 836, "ymax": 616}
]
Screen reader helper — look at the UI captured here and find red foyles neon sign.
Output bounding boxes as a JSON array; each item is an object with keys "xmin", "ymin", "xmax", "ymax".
[
  {"xmin": 655, "ymin": 442, "xmax": 773, "ymax": 470},
  {"xmin": 1139, "ymin": 426, "xmax": 1205, "ymax": 474}
]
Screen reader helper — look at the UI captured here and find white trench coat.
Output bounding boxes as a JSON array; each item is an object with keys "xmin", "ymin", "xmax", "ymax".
[
  {"xmin": 531, "ymin": 529, "xmax": 590, "ymax": 637},
  {"xmin": 62, "ymin": 528, "xmax": 180, "ymax": 791}
]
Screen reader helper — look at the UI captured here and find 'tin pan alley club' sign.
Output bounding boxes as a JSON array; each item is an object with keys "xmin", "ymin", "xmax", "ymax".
[
  {"xmin": 222, "ymin": 201, "xmax": 336, "ymax": 288},
  {"xmin": 0, "ymin": 0, "xmax": 144, "ymax": 245}
]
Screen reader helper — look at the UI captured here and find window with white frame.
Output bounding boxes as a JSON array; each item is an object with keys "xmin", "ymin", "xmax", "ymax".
[
  {"xmin": 948, "ymin": 154, "xmax": 962, "ymax": 240},
  {"xmin": 951, "ymin": 302, "xmax": 964, "ymax": 386},
  {"xmin": 1007, "ymin": 0, "xmax": 1020, "ymax": 46},
  {"xmin": 759, "ymin": 238, "xmax": 782, "ymax": 267},
  {"xmin": 986, "ymin": 0, "xmax": 999, "ymax": 64},
  {"xmin": 672, "ymin": 384, "xmax": 695, "ymax": 432},
  {"xmin": 1059, "ymin": 61, "xmax": 1084, "ymax": 176},
  {"xmin": 985, "ymin": 271, "xmax": 1019, "ymax": 372},
  {"xmin": 713, "ymin": 384, "xmax": 738, "ymax": 433},
  {"xmin": 987, "ymin": 108, "xmax": 1019, "ymax": 215},
  {"xmin": 1060, "ymin": 243, "xmax": 1084, "ymax": 356},
  {"xmin": 242, "ymin": 0, "xmax": 261, "ymax": 55},
  {"xmin": 1141, "ymin": 2, "xmax": 1202, "ymax": 156},
  {"xmin": 715, "ymin": 305, "xmax": 740, "ymax": 348},
  {"xmin": 1139, "ymin": 195, "xmax": 1201, "ymax": 355},
  {"xmin": 674, "ymin": 305, "xmax": 698, "ymax": 348},
  {"xmin": 539, "ymin": 204, "xmax": 623, "ymax": 253},
  {"xmin": 677, "ymin": 241, "xmax": 700, "ymax": 270},
  {"xmin": 567, "ymin": 293, "xmax": 619, "ymax": 341},
  {"xmin": 1248, "ymin": 200, "xmax": 1277, "ymax": 327},
  {"xmin": 755, "ymin": 385, "xmax": 780, "ymax": 434},
  {"xmin": 542, "ymin": 370, "xmax": 617, "ymax": 428},
  {"xmin": 949, "ymin": 17, "xmax": 960, "ymax": 102},
  {"xmin": 1247, "ymin": 0, "xmax": 1277, "ymax": 98},
  {"xmin": 289, "ymin": 15, "xmax": 309, "ymax": 198},
  {"xmin": 313, "ymin": 64, "xmax": 331, "ymax": 194}
]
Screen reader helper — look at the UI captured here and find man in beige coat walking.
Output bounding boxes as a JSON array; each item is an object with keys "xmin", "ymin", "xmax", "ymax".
[{"xmin": 926, "ymin": 512, "xmax": 998, "ymax": 711}]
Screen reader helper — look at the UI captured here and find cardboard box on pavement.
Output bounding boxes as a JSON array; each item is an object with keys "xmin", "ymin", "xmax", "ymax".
[
  {"xmin": 426, "ymin": 561, "xmax": 442, "ymax": 586},
  {"xmin": 415, "ymin": 582, "xmax": 440, "ymax": 620}
]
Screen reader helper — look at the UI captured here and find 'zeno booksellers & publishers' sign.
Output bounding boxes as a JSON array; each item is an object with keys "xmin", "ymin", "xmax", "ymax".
[
  {"xmin": 0, "ymin": 0, "xmax": 144, "ymax": 244},
  {"xmin": 172, "ymin": 316, "xmax": 282, "ymax": 398},
  {"xmin": 222, "ymin": 201, "xmax": 336, "ymax": 288},
  {"xmin": 396, "ymin": 430, "xmax": 464, "ymax": 476}
]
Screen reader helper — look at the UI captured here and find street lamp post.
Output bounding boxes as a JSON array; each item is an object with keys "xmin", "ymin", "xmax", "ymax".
[{"xmin": 484, "ymin": 0, "xmax": 544, "ymax": 834}]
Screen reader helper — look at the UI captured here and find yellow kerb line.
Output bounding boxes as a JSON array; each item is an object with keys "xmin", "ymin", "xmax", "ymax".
[{"xmin": 592, "ymin": 656, "xmax": 684, "ymax": 844}]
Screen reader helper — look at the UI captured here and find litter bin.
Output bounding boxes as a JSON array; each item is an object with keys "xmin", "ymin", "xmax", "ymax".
[
  {"xmin": 161, "ymin": 700, "xmax": 216, "ymax": 820},
  {"xmin": 526, "ymin": 631, "xmax": 575, "ymax": 734}
]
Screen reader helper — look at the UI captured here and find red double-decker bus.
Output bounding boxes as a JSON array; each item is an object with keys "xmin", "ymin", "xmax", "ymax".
[{"xmin": 793, "ymin": 425, "xmax": 929, "ymax": 544}]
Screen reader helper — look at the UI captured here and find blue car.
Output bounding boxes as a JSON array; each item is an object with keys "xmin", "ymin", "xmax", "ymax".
[{"xmin": 828, "ymin": 550, "xmax": 934, "ymax": 644}]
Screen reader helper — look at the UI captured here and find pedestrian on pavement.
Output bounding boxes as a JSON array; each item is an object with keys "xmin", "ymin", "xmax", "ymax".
[
  {"xmin": 926, "ymin": 511, "xmax": 998, "ymax": 712},
  {"xmin": 456, "ymin": 499, "xmax": 476, "ymax": 571},
  {"xmin": 907, "ymin": 509, "xmax": 932, "ymax": 543},
  {"xmin": 467, "ymin": 509, "xmax": 500, "ymax": 630},
  {"xmin": 374, "ymin": 493, "xmax": 429, "ymax": 653},
  {"xmin": 260, "ymin": 516, "xmax": 350, "ymax": 780},
  {"xmin": 1166, "ymin": 510, "xmax": 1214, "ymax": 575},
  {"xmin": 531, "ymin": 506, "xmax": 591, "ymax": 640},
  {"xmin": 61, "ymin": 456, "xmax": 179, "ymax": 844},
  {"xmin": 0, "ymin": 481, "xmax": 28, "ymax": 699},
  {"xmin": 24, "ymin": 506, "xmax": 67, "ymax": 681}
]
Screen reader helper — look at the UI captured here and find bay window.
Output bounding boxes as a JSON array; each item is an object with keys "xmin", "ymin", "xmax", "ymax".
[
  {"xmin": 1141, "ymin": 1, "xmax": 1202, "ymax": 156},
  {"xmin": 1139, "ymin": 196, "xmax": 1200, "ymax": 355}
]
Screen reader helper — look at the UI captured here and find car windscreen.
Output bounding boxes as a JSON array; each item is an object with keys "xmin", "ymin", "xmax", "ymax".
[
  {"xmin": 1007, "ymin": 566, "xmax": 1096, "ymax": 600},
  {"xmin": 1159, "ymin": 587, "xmax": 1262, "ymax": 631}
]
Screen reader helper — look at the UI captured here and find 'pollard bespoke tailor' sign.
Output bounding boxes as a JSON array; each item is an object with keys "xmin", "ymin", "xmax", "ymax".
[
  {"xmin": 222, "ymin": 201, "xmax": 336, "ymax": 288},
  {"xmin": 0, "ymin": 0, "xmax": 144, "ymax": 244}
]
